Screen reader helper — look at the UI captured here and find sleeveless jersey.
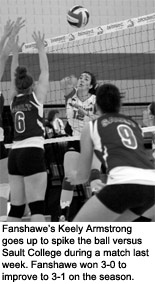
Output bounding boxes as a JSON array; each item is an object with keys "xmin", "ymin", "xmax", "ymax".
[
  {"xmin": 90, "ymin": 113, "xmax": 154, "ymax": 172},
  {"xmin": 66, "ymin": 89, "xmax": 96, "ymax": 136},
  {"xmin": 11, "ymin": 92, "xmax": 45, "ymax": 142}
]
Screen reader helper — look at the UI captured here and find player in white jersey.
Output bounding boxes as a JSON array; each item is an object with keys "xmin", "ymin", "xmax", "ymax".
[
  {"xmin": 143, "ymin": 102, "xmax": 155, "ymax": 127},
  {"xmin": 59, "ymin": 71, "xmax": 103, "ymax": 221},
  {"xmin": 7, "ymin": 30, "xmax": 49, "ymax": 222},
  {"xmin": 0, "ymin": 18, "xmax": 24, "ymax": 220},
  {"xmin": 67, "ymin": 83, "xmax": 155, "ymax": 222},
  {"xmin": 66, "ymin": 87, "xmax": 96, "ymax": 136}
]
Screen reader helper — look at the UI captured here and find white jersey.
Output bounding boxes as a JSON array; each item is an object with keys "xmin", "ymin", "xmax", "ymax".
[{"xmin": 66, "ymin": 90, "xmax": 96, "ymax": 136}]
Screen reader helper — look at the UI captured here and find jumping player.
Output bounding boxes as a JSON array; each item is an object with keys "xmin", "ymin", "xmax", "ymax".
[
  {"xmin": 67, "ymin": 83, "xmax": 155, "ymax": 222},
  {"xmin": 59, "ymin": 71, "xmax": 103, "ymax": 221},
  {"xmin": 0, "ymin": 18, "xmax": 25, "ymax": 220},
  {"xmin": 7, "ymin": 31, "xmax": 49, "ymax": 222}
]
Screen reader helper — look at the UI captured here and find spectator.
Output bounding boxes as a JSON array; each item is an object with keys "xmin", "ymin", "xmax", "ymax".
[{"xmin": 45, "ymin": 109, "xmax": 65, "ymax": 138}]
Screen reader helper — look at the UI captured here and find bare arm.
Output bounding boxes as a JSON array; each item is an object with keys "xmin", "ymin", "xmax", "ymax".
[
  {"xmin": 0, "ymin": 17, "xmax": 25, "ymax": 82},
  {"xmin": 10, "ymin": 36, "xmax": 20, "ymax": 100},
  {"xmin": 67, "ymin": 123, "xmax": 94, "ymax": 184},
  {"xmin": 0, "ymin": 19, "xmax": 14, "ymax": 54},
  {"xmin": 0, "ymin": 54, "xmax": 7, "ymax": 81},
  {"xmin": 0, "ymin": 20, "xmax": 14, "ymax": 80},
  {"xmin": 60, "ymin": 75, "xmax": 77, "ymax": 97},
  {"xmin": 32, "ymin": 31, "xmax": 49, "ymax": 104}
]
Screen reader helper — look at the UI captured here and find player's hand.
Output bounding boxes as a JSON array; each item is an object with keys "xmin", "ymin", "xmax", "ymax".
[
  {"xmin": 65, "ymin": 75, "xmax": 78, "ymax": 87},
  {"xmin": 69, "ymin": 75, "xmax": 78, "ymax": 87},
  {"xmin": 32, "ymin": 31, "xmax": 45, "ymax": 50},
  {"xmin": 90, "ymin": 179, "xmax": 105, "ymax": 194},
  {"xmin": 11, "ymin": 17, "xmax": 25, "ymax": 37}
]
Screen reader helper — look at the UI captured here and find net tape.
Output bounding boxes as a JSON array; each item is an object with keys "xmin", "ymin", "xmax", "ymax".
[
  {"xmin": 20, "ymin": 13, "xmax": 155, "ymax": 54},
  {"xmin": 5, "ymin": 126, "xmax": 155, "ymax": 149}
]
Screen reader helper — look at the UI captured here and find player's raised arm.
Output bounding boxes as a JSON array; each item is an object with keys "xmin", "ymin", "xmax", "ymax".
[
  {"xmin": 32, "ymin": 31, "xmax": 49, "ymax": 104},
  {"xmin": 60, "ymin": 75, "xmax": 78, "ymax": 97},
  {"xmin": 10, "ymin": 36, "xmax": 21, "ymax": 99},
  {"xmin": 0, "ymin": 19, "xmax": 14, "ymax": 54},
  {"xmin": 0, "ymin": 20, "xmax": 14, "ymax": 80},
  {"xmin": 0, "ymin": 17, "xmax": 25, "ymax": 82}
]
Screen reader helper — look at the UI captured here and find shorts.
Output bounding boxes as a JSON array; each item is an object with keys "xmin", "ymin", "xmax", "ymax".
[
  {"xmin": 67, "ymin": 140, "xmax": 80, "ymax": 152},
  {"xmin": 96, "ymin": 183, "xmax": 155, "ymax": 215},
  {"xmin": 8, "ymin": 147, "xmax": 46, "ymax": 177},
  {"xmin": 0, "ymin": 142, "xmax": 8, "ymax": 160}
]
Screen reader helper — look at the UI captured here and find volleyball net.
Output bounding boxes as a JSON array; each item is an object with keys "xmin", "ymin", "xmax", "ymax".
[{"xmin": 1, "ymin": 13, "xmax": 155, "ymax": 127}]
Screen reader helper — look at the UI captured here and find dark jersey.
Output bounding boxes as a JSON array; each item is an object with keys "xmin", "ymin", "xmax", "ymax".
[
  {"xmin": 90, "ymin": 113, "xmax": 154, "ymax": 172},
  {"xmin": 11, "ymin": 92, "xmax": 45, "ymax": 141}
]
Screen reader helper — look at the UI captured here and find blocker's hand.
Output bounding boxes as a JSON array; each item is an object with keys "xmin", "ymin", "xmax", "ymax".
[
  {"xmin": 32, "ymin": 31, "xmax": 45, "ymax": 50},
  {"xmin": 11, "ymin": 17, "xmax": 25, "ymax": 37}
]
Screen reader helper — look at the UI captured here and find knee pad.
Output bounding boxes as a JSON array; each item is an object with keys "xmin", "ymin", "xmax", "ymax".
[
  {"xmin": 0, "ymin": 197, "xmax": 8, "ymax": 217},
  {"xmin": 28, "ymin": 200, "xmax": 45, "ymax": 216},
  {"xmin": 0, "ymin": 183, "xmax": 10, "ymax": 199},
  {"xmin": 8, "ymin": 204, "xmax": 26, "ymax": 218},
  {"xmin": 62, "ymin": 178, "xmax": 74, "ymax": 191}
]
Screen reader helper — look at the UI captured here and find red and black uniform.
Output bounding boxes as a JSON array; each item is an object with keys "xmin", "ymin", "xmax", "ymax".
[
  {"xmin": 91, "ymin": 113, "xmax": 153, "ymax": 172},
  {"xmin": 89, "ymin": 113, "xmax": 155, "ymax": 215},
  {"xmin": 8, "ymin": 92, "xmax": 46, "ymax": 176},
  {"xmin": 11, "ymin": 92, "xmax": 44, "ymax": 141}
]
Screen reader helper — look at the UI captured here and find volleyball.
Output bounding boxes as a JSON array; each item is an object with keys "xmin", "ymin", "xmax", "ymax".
[{"xmin": 67, "ymin": 5, "xmax": 89, "ymax": 28}]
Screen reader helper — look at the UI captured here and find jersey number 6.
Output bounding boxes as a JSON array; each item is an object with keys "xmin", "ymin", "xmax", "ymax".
[{"xmin": 15, "ymin": 111, "xmax": 25, "ymax": 133}]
